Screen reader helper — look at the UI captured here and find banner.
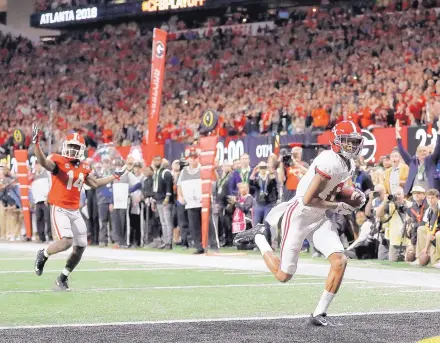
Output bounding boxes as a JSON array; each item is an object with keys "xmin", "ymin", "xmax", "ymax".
[
  {"xmin": 317, "ymin": 126, "xmax": 408, "ymax": 163},
  {"xmin": 406, "ymin": 125, "xmax": 438, "ymax": 156},
  {"xmin": 164, "ymin": 133, "xmax": 318, "ymax": 167},
  {"xmin": 147, "ymin": 28, "xmax": 167, "ymax": 147}
]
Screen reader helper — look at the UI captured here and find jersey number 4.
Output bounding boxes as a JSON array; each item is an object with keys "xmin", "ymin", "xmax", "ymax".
[{"xmin": 66, "ymin": 170, "xmax": 84, "ymax": 190}]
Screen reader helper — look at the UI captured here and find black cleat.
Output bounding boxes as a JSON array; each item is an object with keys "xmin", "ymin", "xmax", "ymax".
[
  {"xmin": 233, "ymin": 224, "xmax": 266, "ymax": 245},
  {"xmin": 54, "ymin": 276, "xmax": 70, "ymax": 292},
  {"xmin": 309, "ymin": 313, "xmax": 342, "ymax": 327},
  {"xmin": 34, "ymin": 249, "xmax": 48, "ymax": 276}
]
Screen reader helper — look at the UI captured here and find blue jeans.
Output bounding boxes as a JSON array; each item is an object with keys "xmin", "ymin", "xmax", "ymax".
[{"xmin": 253, "ymin": 203, "xmax": 273, "ymax": 227}]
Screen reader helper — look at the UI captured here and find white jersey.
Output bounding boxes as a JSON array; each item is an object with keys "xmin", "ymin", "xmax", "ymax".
[{"xmin": 296, "ymin": 150, "xmax": 355, "ymax": 201}]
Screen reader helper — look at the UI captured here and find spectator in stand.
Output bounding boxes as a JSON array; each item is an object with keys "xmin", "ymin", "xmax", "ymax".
[
  {"xmin": 151, "ymin": 156, "xmax": 174, "ymax": 249},
  {"xmin": 278, "ymin": 147, "xmax": 309, "ymax": 202},
  {"xmin": 383, "ymin": 150, "xmax": 409, "ymax": 196},
  {"xmin": 228, "ymin": 182, "xmax": 254, "ymax": 250},
  {"xmin": 96, "ymin": 156, "xmax": 114, "ymax": 246},
  {"xmin": 30, "ymin": 160, "xmax": 52, "ymax": 243},
  {"xmin": 395, "ymin": 119, "xmax": 440, "ymax": 196},
  {"xmin": 129, "ymin": 162, "xmax": 144, "ymax": 247},
  {"xmin": 177, "ymin": 148, "xmax": 203, "ymax": 254},
  {"xmin": 216, "ymin": 160, "xmax": 233, "ymax": 247},
  {"xmin": 229, "ymin": 154, "xmax": 252, "ymax": 196}
]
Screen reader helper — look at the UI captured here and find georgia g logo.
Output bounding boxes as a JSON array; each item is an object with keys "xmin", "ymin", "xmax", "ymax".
[
  {"xmin": 156, "ymin": 41, "xmax": 165, "ymax": 58},
  {"xmin": 361, "ymin": 129, "xmax": 377, "ymax": 163}
]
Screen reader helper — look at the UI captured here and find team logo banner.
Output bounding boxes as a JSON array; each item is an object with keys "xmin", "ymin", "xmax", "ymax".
[
  {"xmin": 147, "ymin": 28, "xmax": 167, "ymax": 146},
  {"xmin": 199, "ymin": 109, "xmax": 218, "ymax": 135}
]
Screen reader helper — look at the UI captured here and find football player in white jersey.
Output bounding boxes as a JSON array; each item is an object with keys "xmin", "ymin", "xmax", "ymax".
[{"xmin": 234, "ymin": 121, "xmax": 365, "ymax": 326}]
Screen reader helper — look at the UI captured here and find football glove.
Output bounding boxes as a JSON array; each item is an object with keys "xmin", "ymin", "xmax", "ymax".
[
  {"xmin": 113, "ymin": 165, "xmax": 127, "ymax": 181},
  {"xmin": 31, "ymin": 123, "xmax": 41, "ymax": 144}
]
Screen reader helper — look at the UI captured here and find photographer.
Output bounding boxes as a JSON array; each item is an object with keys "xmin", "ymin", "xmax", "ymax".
[
  {"xmin": 405, "ymin": 186, "xmax": 427, "ymax": 260},
  {"xmin": 249, "ymin": 161, "xmax": 278, "ymax": 246},
  {"xmin": 278, "ymin": 147, "xmax": 309, "ymax": 202},
  {"xmin": 376, "ymin": 187, "xmax": 411, "ymax": 261},
  {"xmin": 415, "ymin": 189, "xmax": 440, "ymax": 268}
]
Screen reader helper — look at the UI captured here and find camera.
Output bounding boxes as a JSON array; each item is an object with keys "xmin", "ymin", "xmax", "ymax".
[
  {"xmin": 279, "ymin": 148, "xmax": 291, "ymax": 166},
  {"xmin": 179, "ymin": 158, "xmax": 189, "ymax": 171},
  {"xmin": 387, "ymin": 194, "xmax": 396, "ymax": 202}
]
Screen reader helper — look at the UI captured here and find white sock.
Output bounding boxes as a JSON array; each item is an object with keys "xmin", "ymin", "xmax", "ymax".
[
  {"xmin": 61, "ymin": 268, "xmax": 71, "ymax": 277},
  {"xmin": 43, "ymin": 249, "xmax": 49, "ymax": 258},
  {"xmin": 313, "ymin": 290, "xmax": 335, "ymax": 317},
  {"xmin": 255, "ymin": 234, "xmax": 272, "ymax": 256}
]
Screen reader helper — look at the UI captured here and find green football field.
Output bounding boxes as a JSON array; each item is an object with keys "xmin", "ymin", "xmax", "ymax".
[{"xmin": 1, "ymin": 246, "xmax": 440, "ymax": 330}]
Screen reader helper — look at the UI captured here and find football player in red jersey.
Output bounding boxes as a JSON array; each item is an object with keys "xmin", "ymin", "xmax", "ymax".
[{"xmin": 32, "ymin": 124, "xmax": 126, "ymax": 291}]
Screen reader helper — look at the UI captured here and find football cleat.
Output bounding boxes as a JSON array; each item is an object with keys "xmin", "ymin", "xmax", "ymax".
[
  {"xmin": 233, "ymin": 224, "xmax": 265, "ymax": 245},
  {"xmin": 55, "ymin": 276, "xmax": 70, "ymax": 292},
  {"xmin": 34, "ymin": 249, "xmax": 48, "ymax": 276},
  {"xmin": 309, "ymin": 313, "xmax": 342, "ymax": 327}
]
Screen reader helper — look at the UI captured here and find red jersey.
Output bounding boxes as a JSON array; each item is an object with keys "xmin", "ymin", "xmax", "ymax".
[{"xmin": 47, "ymin": 154, "xmax": 92, "ymax": 210}]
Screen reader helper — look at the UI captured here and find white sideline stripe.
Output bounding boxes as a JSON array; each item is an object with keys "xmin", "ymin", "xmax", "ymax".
[
  {"xmin": 0, "ymin": 281, "xmax": 366, "ymax": 295},
  {"xmin": 223, "ymin": 272, "xmax": 267, "ymax": 275},
  {"xmin": 397, "ymin": 289, "xmax": 440, "ymax": 293},
  {"xmin": 357, "ymin": 285, "xmax": 410, "ymax": 289},
  {"xmin": 0, "ymin": 267, "xmax": 205, "ymax": 274},
  {"xmin": 1, "ymin": 309, "xmax": 440, "ymax": 330}
]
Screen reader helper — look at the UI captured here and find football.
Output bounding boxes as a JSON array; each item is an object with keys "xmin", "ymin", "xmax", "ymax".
[{"xmin": 335, "ymin": 187, "xmax": 365, "ymax": 208}]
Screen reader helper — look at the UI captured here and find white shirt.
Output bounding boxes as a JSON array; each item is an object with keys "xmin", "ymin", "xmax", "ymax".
[
  {"xmin": 31, "ymin": 170, "xmax": 51, "ymax": 203},
  {"xmin": 389, "ymin": 166, "xmax": 400, "ymax": 195}
]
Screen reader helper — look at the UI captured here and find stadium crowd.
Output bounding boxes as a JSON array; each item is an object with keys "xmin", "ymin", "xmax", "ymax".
[{"xmin": 3, "ymin": 2, "xmax": 440, "ymax": 155}]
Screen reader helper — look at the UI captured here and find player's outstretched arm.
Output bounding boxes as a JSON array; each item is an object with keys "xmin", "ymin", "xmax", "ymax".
[
  {"xmin": 85, "ymin": 166, "xmax": 126, "ymax": 189},
  {"xmin": 32, "ymin": 124, "xmax": 56, "ymax": 172}
]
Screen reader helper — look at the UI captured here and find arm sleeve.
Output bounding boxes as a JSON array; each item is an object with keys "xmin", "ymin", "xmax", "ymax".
[
  {"xmin": 129, "ymin": 182, "xmax": 142, "ymax": 193},
  {"xmin": 429, "ymin": 132, "xmax": 440, "ymax": 163},
  {"xmin": 397, "ymin": 139, "xmax": 413, "ymax": 166},
  {"xmin": 314, "ymin": 152, "xmax": 335, "ymax": 180},
  {"xmin": 229, "ymin": 171, "xmax": 238, "ymax": 195},
  {"xmin": 164, "ymin": 171, "xmax": 173, "ymax": 197},
  {"xmin": 364, "ymin": 174, "xmax": 374, "ymax": 192}
]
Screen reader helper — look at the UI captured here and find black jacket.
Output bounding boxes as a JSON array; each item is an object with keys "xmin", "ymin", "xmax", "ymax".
[
  {"xmin": 249, "ymin": 176, "xmax": 278, "ymax": 206},
  {"xmin": 142, "ymin": 176, "xmax": 154, "ymax": 199},
  {"xmin": 152, "ymin": 168, "xmax": 174, "ymax": 204},
  {"xmin": 216, "ymin": 172, "xmax": 232, "ymax": 208}
]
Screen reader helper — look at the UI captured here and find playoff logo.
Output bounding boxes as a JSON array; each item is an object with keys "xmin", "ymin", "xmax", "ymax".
[
  {"xmin": 155, "ymin": 41, "xmax": 165, "ymax": 58},
  {"xmin": 360, "ymin": 129, "xmax": 376, "ymax": 162}
]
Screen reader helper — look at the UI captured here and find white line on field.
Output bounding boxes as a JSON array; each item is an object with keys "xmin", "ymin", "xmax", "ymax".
[
  {"xmin": 356, "ymin": 285, "xmax": 409, "ymax": 289},
  {"xmin": 0, "ymin": 281, "xmax": 366, "ymax": 295},
  {"xmin": 0, "ymin": 267, "xmax": 205, "ymax": 274},
  {"xmin": 0, "ymin": 309, "xmax": 439, "ymax": 330},
  {"xmin": 397, "ymin": 289, "xmax": 440, "ymax": 293},
  {"xmin": 223, "ymin": 272, "xmax": 267, "ymax": 275}
]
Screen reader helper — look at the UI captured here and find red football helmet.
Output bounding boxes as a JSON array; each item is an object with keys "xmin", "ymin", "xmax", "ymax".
[
  {"xmin": 62, "ymin": 133, "xmax": 86, "ymax": 160},
  {"xmin": 329, "ymin": 121, "xmax": 363, "ymax": 159}
]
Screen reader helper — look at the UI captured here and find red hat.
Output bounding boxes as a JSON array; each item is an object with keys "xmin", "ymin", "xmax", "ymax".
[{"xmin": 188, "ymin": 147, "xmax": 199, "ymax": 157}]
